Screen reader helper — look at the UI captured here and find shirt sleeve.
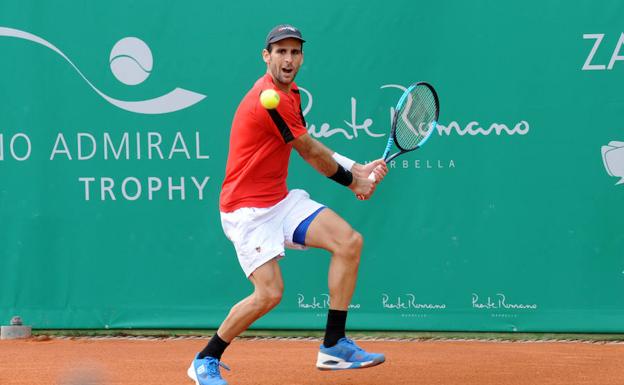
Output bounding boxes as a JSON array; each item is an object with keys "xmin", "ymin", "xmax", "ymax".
[{"xmin": 264, "ymin": 91, "xmax": 308, "ymax": 143}]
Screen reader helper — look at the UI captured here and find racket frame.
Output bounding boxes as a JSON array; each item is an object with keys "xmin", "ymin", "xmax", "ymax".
[{"xmin": 383, "ymin": 81, "xmax": 440, "ymax": 162}]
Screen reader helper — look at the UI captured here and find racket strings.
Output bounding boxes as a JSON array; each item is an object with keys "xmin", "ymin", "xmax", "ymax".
[{"xmin": 394, "ymin": 86, "xmax": 437, "ymax": 150}]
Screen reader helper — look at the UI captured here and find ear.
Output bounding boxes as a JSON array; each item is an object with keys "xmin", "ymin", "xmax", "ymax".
[{"xmin": 262, "ymin": 49, "xmax": 270, "ymax": 64}]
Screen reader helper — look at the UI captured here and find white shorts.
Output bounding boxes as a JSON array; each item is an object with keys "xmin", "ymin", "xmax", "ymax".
[{"xmin": 220, "ymin": 189, "xmax": 325, "ymax": 277}]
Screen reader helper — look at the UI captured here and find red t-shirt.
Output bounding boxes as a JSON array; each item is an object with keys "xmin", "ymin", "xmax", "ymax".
[{"xmin": 219, "ymin": 73, "xmax": 308, "ymax": 212}]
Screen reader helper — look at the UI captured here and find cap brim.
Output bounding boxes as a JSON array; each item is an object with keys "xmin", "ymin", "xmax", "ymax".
[{"xmin": 267, "ymin": 34, "xmax": 306, "ymax": 44}]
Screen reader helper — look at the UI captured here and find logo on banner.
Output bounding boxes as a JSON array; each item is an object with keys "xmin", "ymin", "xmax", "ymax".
[
  {"xmin": 582, "ymin": 33, "xmax": 624, "ymax": 71},
  {"xmin": 300, "ymin": 85, "xmax": 531, "ymax": 140},
  {"xmin": 381, "ymin": 293, "xmax": 446, "ymax": 318},
  {"xmin": 601, "ymin": 141, "xmax": 624, "ymax": 185},
  {"xmin": 299, "ymin": 84, "xmax": 530, "ymax": 171},
  {"xmin": 0, "ymin": 27, "xmax": 205, "ymax": 114},
  {"xmin": 471, "ymin": 293, "xmax": 537, "ymax": 319},
  {"xmin": 296, "ymin": 293, "xmax": 361, "ymax": 317}
]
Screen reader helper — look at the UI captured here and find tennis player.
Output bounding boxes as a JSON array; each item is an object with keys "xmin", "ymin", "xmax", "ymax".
[{"xmin": 187, "ymin": 24, "xmax": 388, "ymax": 385}]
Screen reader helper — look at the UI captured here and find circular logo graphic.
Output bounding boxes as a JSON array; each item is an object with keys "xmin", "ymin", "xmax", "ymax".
[{"xmin": 109, "ymin": 37, "xmax": 153, "ymax": 86}]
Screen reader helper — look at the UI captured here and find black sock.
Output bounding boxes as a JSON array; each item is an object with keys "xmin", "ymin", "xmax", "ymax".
[
  {"xmin": 198, "ymin": 333, "xmax": 230, "ymax": 360},
  {"xmin": 323, "ymin": 309, "xmax": 347, "ymax": 347}
]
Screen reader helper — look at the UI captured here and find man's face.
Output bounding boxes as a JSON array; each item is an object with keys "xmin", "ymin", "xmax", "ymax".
[{"xmin": 263, "ymin": 38, "xmax": 303, "ymax": 90}]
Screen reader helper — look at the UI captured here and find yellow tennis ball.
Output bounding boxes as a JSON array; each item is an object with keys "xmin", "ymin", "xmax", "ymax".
[{"xmin": 260, "ymin": 89, "xmax": 280, "ymax": 109}]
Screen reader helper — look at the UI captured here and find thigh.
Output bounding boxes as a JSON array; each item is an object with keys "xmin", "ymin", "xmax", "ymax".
[
  {"xmin": 282, "ymin": 189, "xmax": 324, "ymax": 249},
  {"xmin": 304, "ymin": 208, "xmax": 356, "ymax": 252},
  {"xmin": 249, "ymin": 258, "xmax": 284, "ymax": 292}
]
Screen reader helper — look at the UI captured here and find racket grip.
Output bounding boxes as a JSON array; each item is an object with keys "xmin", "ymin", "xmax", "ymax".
[{"xmin": 367, "ymin": 172, "xmax": 376, "ymax": 182}]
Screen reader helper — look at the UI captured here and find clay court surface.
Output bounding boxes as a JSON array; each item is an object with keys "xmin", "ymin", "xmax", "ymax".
[{"xmin": 1, "ymin": 337, "xmax": 623, "ymax": 385}]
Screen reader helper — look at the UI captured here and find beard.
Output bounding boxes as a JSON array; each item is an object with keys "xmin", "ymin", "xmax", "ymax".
[{"xmin": 271, "ymin": 65, "xmax": 298, "ymax": 87}]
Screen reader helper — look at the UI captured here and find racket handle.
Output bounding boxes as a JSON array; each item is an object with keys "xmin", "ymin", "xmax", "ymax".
[{"xmin": 367, "ymin": 172, "xmax": 376, "ymax": 182}]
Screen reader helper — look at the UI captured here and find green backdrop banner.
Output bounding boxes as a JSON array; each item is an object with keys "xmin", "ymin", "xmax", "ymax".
[{"xmin": 1, "ymin": 1, "xmax": 623, "ymax": 332}]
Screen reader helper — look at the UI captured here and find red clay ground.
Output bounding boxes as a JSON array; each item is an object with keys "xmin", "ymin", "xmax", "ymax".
[{"xmin": 1, "ymin": 337, "xmax": 623, "ymax": 385}]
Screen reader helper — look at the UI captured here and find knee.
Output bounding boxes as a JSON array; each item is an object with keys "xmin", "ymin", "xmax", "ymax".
[
  {"xmin": 253, "ymin": 285, "xmax": 283, "ymax": 313},
  {"xmin": 350, "ymin": 231, "xmax": 363, "ymax": 255},
  {"xmin": 266, "ymin": 286, "xmax": 284, "ymax": 308},
  {"xmin": 336, "ymin": 230, "xmax": 363, "ymax": 262}
]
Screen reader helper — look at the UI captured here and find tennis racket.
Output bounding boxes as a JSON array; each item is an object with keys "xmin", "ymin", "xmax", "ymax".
[{"xmin": 369, "ymin": 82, "xmax": 440, "ymax": 180}]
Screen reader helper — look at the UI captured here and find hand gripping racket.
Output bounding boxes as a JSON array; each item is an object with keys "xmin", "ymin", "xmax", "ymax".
[{"xmin": 369, "ymin": 82, "xmax": 440, "ymax": 180}]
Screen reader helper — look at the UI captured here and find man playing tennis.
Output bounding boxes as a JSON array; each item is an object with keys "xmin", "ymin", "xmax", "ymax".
[{"xmin": 188, "ymin": 24, "xmax": 388, "ymax": 385}]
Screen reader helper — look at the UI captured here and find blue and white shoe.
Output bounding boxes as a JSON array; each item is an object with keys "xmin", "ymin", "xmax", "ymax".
[
  {"xmin": 316, "ymin": 337, "xmax": 385, "ymax": 370},
  {"xmin": 187, "ymin": 354, "xmax": 230, "ymax": 385}
]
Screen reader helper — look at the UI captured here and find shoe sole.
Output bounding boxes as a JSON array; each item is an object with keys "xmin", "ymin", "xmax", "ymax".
[
  {"xmin": 187, "ymin": 364, "xmax": 200, "ymax": 385},
  {"xmin": 316, "ymin": 352, "xmax": 386, "ymax": 371}
]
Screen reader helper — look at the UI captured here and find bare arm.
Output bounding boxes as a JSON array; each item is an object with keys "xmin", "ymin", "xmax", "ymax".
[
  {"xmin": 292, "ymin": 133, "xmax": 387, "ymax": 199},
  {"xmin": 292, "ymin": 133, "xmax": 339, "ymax": 176}
]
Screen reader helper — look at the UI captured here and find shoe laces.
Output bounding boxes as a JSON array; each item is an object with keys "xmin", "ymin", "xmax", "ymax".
[
  {"xmin": 204, "ymin": 357, "xmax": 231, "ymax": 376},
  {"xmin": 342, "ymin": 338, "xmax": 364, "ymax": 352}
]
